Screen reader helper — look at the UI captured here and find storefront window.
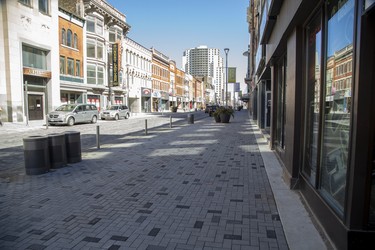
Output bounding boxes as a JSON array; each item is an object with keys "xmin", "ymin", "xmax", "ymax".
[
  {"xmin": 303, "ymin": 12, "xmax": 322, "ymax": 185},
  {"xmin": 320, "ymin": 0, "xmax": 354, "ymax": 213},
  {"xmin": 276, "ymin": 56, "xmax": 286, "ymax": 149},
  {"xmin": 22, "ymin": 45, "xmax": 47, "ymax": 70}
]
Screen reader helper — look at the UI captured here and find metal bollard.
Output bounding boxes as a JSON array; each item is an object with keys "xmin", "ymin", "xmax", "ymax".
[
  {"xmin": 45, "ymin": 115, "xmax": 49, "ymax": 129},
  {"xmin": 96, "ymin": 125, "xmax": 100, "ymax": 149},
  {"xmin": 145, "ymin": 119, "xmax": 148, "ymax": 135},
  {"xmin": 170, "ymin": 116, "xmax": 172, "ymax": 128},
  {"xmin": 187, "ymin": 114, "xmax": 194, "ymax": 124}
]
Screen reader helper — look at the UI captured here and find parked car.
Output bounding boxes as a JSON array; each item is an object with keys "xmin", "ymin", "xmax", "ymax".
[
  {"xmin": 48, "ymin": 104, "xmax": 99, "ymax": 126},
  {"xmin": 100, "ymin": 105, "xmax": 130, "ymax": 120}
]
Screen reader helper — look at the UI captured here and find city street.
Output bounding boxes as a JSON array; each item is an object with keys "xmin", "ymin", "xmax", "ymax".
[{"xmin": 0, "ymin": 110, "xmax": 326, "ymax": 250}]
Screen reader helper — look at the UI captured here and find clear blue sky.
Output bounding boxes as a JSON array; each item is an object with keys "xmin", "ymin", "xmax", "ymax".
[{"xmin": 107, "ymin": 0, "xmax": 249, "ymax": 93}]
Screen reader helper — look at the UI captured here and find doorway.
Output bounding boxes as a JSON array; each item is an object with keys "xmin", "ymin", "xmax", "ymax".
[{"xmin": 28, "ymin": 94, "xmax": 44, "ymax": 120}]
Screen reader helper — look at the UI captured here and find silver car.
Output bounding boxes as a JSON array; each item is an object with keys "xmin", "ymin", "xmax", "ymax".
[
  {"xmin": 100, "ymin": 105, "xmax": 130, "ymax": 120},
  {"xmin": 48, "ymin": 104, "xmax": 99, "ymax": 126}
]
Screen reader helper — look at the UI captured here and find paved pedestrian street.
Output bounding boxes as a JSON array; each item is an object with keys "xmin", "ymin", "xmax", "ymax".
[{"xmin": 0, "ymin": 111, "xmax": 289, "ymax": 249}]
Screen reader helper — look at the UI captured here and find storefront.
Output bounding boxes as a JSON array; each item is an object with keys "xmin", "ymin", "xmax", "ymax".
[
  {"xmin": 141, "ymin": 87, "xmax": 151, "ymax": 113},
  {"xmin": 22, "ymin": 43, "xmax": 52, "ymax": 121},
  {"xmin": 257, "ymin": 0, "xmax": 375, "ymax": 248},
  {"xmin": 161, "ymin": 91, "xmax": 169, "ymax": 111}
]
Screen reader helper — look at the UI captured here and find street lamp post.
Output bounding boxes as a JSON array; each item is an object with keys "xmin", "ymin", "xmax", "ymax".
[{"xmin": 224, "ymin": 48, "xmax": 229, "ymax": 107}]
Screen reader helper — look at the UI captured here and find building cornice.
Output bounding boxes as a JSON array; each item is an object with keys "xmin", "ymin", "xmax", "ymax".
[{"xmin": 83, "ymin": 0, "xmax": 130, "ymax": 33}]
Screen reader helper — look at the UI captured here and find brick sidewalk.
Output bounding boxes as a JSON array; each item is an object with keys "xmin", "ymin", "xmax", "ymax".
[{"xmin": 0, "ymin": 111, "xmax": 289, "ymax": 249}]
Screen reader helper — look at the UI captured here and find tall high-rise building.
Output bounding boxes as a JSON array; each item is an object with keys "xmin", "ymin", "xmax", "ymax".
[{"xmin": 182, "ymin": 46, "xmax": 224, "ymax": 104}]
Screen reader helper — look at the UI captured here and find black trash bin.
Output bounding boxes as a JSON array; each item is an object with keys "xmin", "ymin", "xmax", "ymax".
[
  {"xmin": 187, "ymin": 114, "xmax": 194, "ymax": 124},
  {"xmin": 23, "ymin": 136, "xmax": 50, "ymax": 175},
  {"xmin": 48, "ymin": 133, "xmax": 67, "ymax": 168},
  {"xmin": 65, "ymin": 131, "xmax": 81, "ymax": 163}
]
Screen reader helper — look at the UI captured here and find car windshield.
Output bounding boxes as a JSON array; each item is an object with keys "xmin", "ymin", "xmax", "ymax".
[
  {"xmin": 108, "ymin": 106, "xmax": 119, "ymax": 110},
  {"xmin": 55, "ymin": 104, "xmax": 76, "ymax": 111}
]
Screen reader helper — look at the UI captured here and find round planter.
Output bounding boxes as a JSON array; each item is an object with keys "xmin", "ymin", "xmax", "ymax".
[
  {"xmin": 214, "ymin": 115, "xmax": 221, "ymax": 123},
  {"xmin": 219, "ymin": 113, "xmax": 231, "ymax": 123}
]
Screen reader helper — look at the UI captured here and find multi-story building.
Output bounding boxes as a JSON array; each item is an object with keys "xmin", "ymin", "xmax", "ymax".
[
  {"xmin": 182, "ymin": 45, "xmax": 224, "ymax": 104},
  {"xmin": 174, "ymin": 66, "xmax": 185, "ymax": 110},
  {"xmin": 58, "ymin": 1, "xmax": 85, "ymax": 106},
  {"xmin": 123, "ymin": 37, "xmax": 152, "ymax": 113},
  {"xmin": 151, "ymin": 48, "xmax": 170, "ymax": 112},
  {"xmin": 246, "ymin": 0, "xmax": 375, "ymax": 249},
  {"xmin": 193, "ymin": 77, "xmax": 203, "ymax": 110},
  {"xmin": 83, "ymin": 0, "xmax": 130, "ymax": 110},
  {"xmin": 0, "ymin": 0, "xmax": 59, "ymax": 122}
]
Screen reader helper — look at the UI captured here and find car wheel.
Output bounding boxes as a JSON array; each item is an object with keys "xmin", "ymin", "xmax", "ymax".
[
  {"xmin": 114, "ymin": 114, "xmax": 119, "ymax": 120},
  {"xmin": 91, "ymin": 115, "xmax": 97, "ymax": 123},
  {"xmin": 101, "ymin": 117, "xmax": 105, "ymax": 120},
  {"xmin": 67, "ymin": 117, "xmax": 75, "ymax": 126},
  {"xmin": 125, "ymin": 113, "xmax": 129, "ymax": 119}
]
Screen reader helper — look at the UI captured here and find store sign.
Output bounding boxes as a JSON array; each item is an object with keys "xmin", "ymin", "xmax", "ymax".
[
  {"xmin": 23, "ymin": 67, "xmax": 51, "ymax": 78},
  {"xmin": 142, "ymin": 88, "xmax": 151, "ymax": 97},
  {"xmin": 112, "ymin": 43, "xmax": 119, "ymax": 86}
]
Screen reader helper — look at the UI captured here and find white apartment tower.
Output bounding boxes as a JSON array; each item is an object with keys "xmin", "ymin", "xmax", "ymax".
[{"xmin": 182, "ymin": 46, "xmax": 224, "ymax": 104}]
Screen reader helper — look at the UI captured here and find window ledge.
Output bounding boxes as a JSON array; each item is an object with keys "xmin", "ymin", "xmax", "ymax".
[{"xmin": 61, "ymin": 44, "xmax": 79, "ymax": 52}]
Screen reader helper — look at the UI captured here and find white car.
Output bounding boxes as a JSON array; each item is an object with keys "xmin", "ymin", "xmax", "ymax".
[{"xmin": 100, "ymin": 105, "xmax": 130, "ymax": 120}]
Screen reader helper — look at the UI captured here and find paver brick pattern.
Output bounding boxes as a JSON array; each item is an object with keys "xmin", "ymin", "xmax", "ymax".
[{"xmin": 0, "ymin": 111, "xmax": 288, "ymax": 249}]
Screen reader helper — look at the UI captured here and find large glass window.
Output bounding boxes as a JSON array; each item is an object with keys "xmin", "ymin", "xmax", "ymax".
[
  {"xmin": 303, "ymin": 12, "xmax": 322, "ymax": 185},
  {"xmin": 22, "ymin": 45, "xmax": 48, "ymax": 70},
  {"xmin": 320, "ymin": 0, "xmax": 354, "ymax": 214},
  {"xmin": 303, "ymin": 0, "xmax": 354, "ymax": 215},
  {"xmin": 276, "ymin": 56, "xmax": 287, "ymax": 149}
]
